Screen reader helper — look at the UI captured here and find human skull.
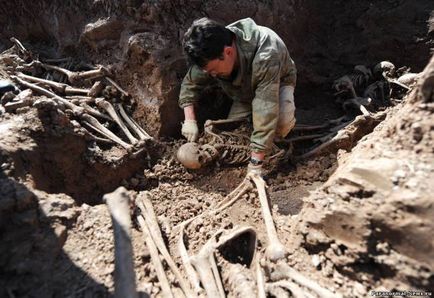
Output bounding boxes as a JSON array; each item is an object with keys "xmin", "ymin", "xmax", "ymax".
[
  {"xmin": 373, "ymin": 61, "xmax": 395, "ymax": 78},
  {"xmin": 176, "ymin": 142, "xmax": 219, "ymax": 169}
]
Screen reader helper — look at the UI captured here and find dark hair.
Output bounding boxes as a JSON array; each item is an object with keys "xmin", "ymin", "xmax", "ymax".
[{"xmin": 183, "ymin": 18, "xmax": 234, "ymax": 68}]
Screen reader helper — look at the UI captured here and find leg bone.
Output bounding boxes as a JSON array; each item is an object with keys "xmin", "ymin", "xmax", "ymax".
[
  {"xmin": 81, "ymin": 114, "xmax": 132, "ymax": 149},
  {"xmin": 117, "ymin": 104, "xmax": 153, "ymax": 140},
  {"xmin": 178, "ymin": 225, "xmax": 203, "ymax": 295},
  {"xmin": 137, "ymin": 195, "xmax": 196, "ymax": 298},
  {"xmin": 104, "ymin": 187, "xmax": 139, "ymax": 298},
  {"xmin": 137, "ymin": 215, "xmax": 174, "ymax": 298},
  {"xmin": 248, "ymin": 174, "xmax": 287, "ymax": 261},
  {"xmin": 96, "ymin": 99, "xmax": 138, "ymax": 144}
]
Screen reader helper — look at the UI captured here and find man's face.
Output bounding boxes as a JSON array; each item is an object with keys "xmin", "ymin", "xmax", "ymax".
[{"xmin": 202, "ymin": 45, "xmax": 236, "ymax": 79}]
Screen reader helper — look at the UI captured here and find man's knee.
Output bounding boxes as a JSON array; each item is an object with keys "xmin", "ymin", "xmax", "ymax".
[
  {"xmin": 276, "ymin": 116, "xmax": 296, "ymax": 138},
  {"xmin": 276, "ymin": 85, "xmax": 296, "ymax": 137}
]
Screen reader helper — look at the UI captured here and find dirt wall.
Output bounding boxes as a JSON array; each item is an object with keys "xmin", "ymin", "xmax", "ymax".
[{"xmin": 1, "ymin": 0, "xmax": 432, "ymax": 136}]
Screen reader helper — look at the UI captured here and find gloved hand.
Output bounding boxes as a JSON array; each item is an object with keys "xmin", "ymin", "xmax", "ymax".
[
  {"xmin": 247, "ymin": 162, "xmax": 263, "ymax": 177},
  {"xmin": 181, "ymin": 119, "xmax": 199, "ymax": 142}
]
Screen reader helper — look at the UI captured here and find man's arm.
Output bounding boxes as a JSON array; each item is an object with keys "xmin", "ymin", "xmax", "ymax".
[{"xmin": 179, "ymin": 65, "xmax": 212, "ymax": 141}]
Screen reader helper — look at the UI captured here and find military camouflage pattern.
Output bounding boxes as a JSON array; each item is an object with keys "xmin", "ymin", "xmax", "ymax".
[{"xmin": 179, "ymin": 18, "xmax": 297, "ymax": 152}]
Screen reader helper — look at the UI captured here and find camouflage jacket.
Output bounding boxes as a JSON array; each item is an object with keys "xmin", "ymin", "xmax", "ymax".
[{"xmin": 179, "ymin": 18, "xmax": 297, "ymax": 152}]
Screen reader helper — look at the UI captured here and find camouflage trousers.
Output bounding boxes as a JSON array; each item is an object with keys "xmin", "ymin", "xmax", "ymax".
[{"xmin": 227, "ymin": 86, "xmax": 296, "ymax": 138}]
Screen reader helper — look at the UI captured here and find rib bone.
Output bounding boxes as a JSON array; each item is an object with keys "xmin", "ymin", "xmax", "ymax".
[{"xmin": 248, "ymin": 174, "xmax": 287, "ymax": 261}]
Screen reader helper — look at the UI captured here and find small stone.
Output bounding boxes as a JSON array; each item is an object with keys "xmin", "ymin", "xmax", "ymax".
[
  {"xmin": 311, "ymin": 254, "xmax": 321, "ymax": 268},
  {"xmin": 353, "ymin": 282, "xmax": 367, "ymax": 296}
]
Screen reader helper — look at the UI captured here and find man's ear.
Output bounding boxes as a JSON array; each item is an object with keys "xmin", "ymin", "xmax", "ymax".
[{"xmin": 224, "ymin": 46, "xmax": 233, "ymax": 57}]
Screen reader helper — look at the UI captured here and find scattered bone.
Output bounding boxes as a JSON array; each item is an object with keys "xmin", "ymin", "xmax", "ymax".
[
  {"xmin": 297, "ymin": 112, "xmax": 385, "ymax": 160},
  {"xmin": 175, "ymin": 178, "xmax": 252, "ymax": 229},
  {"xmin": 10, "ymin": 37, "xmax": 32, "ymax": 60},
  {"xmin": 80, "ymin": 123, "xmax": 114, "ymax": 144},
  {"xmin": 65, "ymin": 96, "xmax": 96, "ymax": 105},
  {"xmin": 271, "ymin": 261, "xmax": 339, "ymax": 298},
  {"xmin": 398, "ymin": 72, "xmax": 420, "ymax": 86},
  {"xmin": 190, "ymin": 233, "xmax": 223, "ymax": 298},
  {"xmin": 106, "ymin": 76, "xmax": 129, "ymax": 97},
  {"xmin": 255, "ymin": 253, "xmax": 267, "ymax": 298},
  {"xmin": 271, "ymin": 280, "xmax": 309, "ymax": 298},
  {"xmin": 136, "ymin": 194, "xmax": 196, "ymax": 298},
  {"xmin": 37, "ymin": 61, "xmax": 108, "ymax": 84},
  {"xmin": 81, "ymin": 114, "xmax": 132, "ymax": 149},
  {"xmin": 190, "ymin": 227, "xmax": 256, "ymax": 298},
  {"xmin": 104, "ymin": 187, "xmax": 140, "ymax": 298},
  {"xmin": 178, "ymin": 226, "xmax": 203, "ymax": 296},
  {"xmin": 4, "ymin": 97, "xmax": 34, "ymax": 112},
  {"xmin": 17, "ymin": 72, "xmax": 93, "ymax": 95},
  {"xmin": 266, "ymin": 284, "xmax": 291, "ymax": 298},
  {"xmin": 137, "ymin": 215, "xmax": 174, "ymax": 298},
  {"xmin": 249, "ymin": 174, "xmax": 287, "ymax": 261},
  {"xmin": 12, "ymin": 76, "xmax": 136, "ymax": 149},
  {"xmin": 117, "ymin": 104, "xmax": 153, "ymax": 140},
  {"xmin": 96, "ymin": 98, "xmax": 138, "ymax": 144}
]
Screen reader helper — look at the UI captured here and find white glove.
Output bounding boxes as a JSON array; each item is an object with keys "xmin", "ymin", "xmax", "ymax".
[{"xmin": 181, "ymin": 119, "xmax": 199, "ymax": 142}]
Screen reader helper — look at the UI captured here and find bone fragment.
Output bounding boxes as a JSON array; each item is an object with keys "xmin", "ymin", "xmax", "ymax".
[
  {"xmin": 178, "ymin": 225, "xmax": 202, "ymax": 295},
  {"xmin": 96, "ymin": 99, "xmax": 138, "ymax": 144},
  {"xmin": 65, "ymin": 96, "xmax": 95, "ymax": 105},
  {"xmin": 106, "ymin": 76, "xmax": 129, "ymax": 97},
  {"xmin": 89, "ymin": 81, "xmax": 104, "ymax": 97},
  {"xmin": 175, "ymin": 179, "xmax": 252, "ymax": 229},
  {"xmin": 4, "ymin": 98, "xmax": 34, "ymax": 112},
  {"xmin": 271, "ymin": 280, "xmax": 308, "ymax": 298},
  {"xmin": 190, "ymin": 236, "xmax": 224, "ymax": 298},
  {"xmin": 38, "ymin": 62, "xmax": 107, "ymax": 84},
  {"xmin": 209, "ymin": 251, "xmax": 225, "ymax": 298},
  {"xmin": 387, "ymin": 78, "xmax": 410, "ymax": 90},
  {"xmin": 248, "ymin": 174, "xmax": 287, "ymax": 261},
  {"xmin": 273, "ymin": 261, "xmax": 338, "ymax": 298},
  {"xmin": 81, "ymin": 114, "xmax": 132, "ymax": 149},
  {"xmin": 104, "ymin": 187, "xmax": 140, "ymax": 298},
  {"xmin": 255, "ymin": 253, "xmax": 267, "ymax": 298},
  {"xmin": 10, "ymin": 37, "xmax": 31, "ymax": 58},
  {"xmin": 12, "ymin": 76, "xmax": 83, "ymax": 113},
  {"xmin": 137, "ymin": 215, "xmax": 174, "ymax": 298},
  {"xmin": 77, "ymin": 103, "xmax": 111, "ymax": 121},
  {"xmin": 266, "ymin": 285, "xmax": 291, "ymax": 298},
  {"xmin": 80, "ymin": 124, "xmax": 114, "ymax": 144},
  {"xmin": 117, "ymin": 104, "xmax": 153, "ymax": 140},
  {"xmin": 137, "ymin": 195, "xmax": 196, "ymax": 298}
]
